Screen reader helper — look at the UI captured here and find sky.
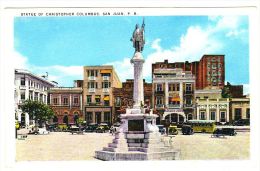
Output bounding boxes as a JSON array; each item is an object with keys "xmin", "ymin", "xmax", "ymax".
[{"xmin": 13, "ymin": 16, "xmax": 249, "ymax": 94}]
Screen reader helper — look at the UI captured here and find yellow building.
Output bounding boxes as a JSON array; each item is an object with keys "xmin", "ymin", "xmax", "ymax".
[
  {"xmin": 83, "ymin": 66, "xmax": 121, "ymax": 125},
  {"xmin": 230, "ymin": 97, "xmax": 250, "ymax": 121}
]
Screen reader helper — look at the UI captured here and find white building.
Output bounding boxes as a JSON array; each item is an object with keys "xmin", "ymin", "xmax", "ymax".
[
  {"xmin": 14, "ymin": 69, "xmax": 57, "ymax": 127},
  {"xmin": 195, "ymin": 88, "xmax": 230, "ymax": 122},
  {"xmin": 152, "ymin": 68, "xmax": 196, "ymax": 123}
]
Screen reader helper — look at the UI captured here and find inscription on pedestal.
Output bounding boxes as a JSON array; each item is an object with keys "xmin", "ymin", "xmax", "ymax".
[{"xmin": 128, "ymin": 120, "xmax": 144, "ymax": 131}]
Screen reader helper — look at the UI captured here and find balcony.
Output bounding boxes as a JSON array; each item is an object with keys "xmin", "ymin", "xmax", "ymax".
[
  {"xmin": 155, "ymin": 104, "xmax": 164, "ymax": 108},
  {"xmin": 88, "ymin": 88, "xmax": 95, "ymax": 93},
  {"xmin": 103, "ymin": 88, "xmax": 109, "ymax": 93},
  {"xmin": 103, "ymin": 76, "xmax": 110, "ymax": 81},
  {"xmin": 155, "ymin": 90, "xmax": 164, "ymax": 95},
  {"xmin": 88, "ymin": 76, "xmax": 96, "ymax": 81},
  {"xmin": 168, "ymin": 104, "xmax": 181, "ymax": 108},
  {"xmin": 86, "ymin": 102, "xmax": 101, "ymax": 106},
  {"xmin": 183, "ymin": 104, "xmax": 194, "ymax": 108},
  {"xmin": 184, "ymin": 90, "xmax": 194, "ymax": 95},
  {"xmin": 19, "ymin": 85, "xmax": 26, "ymax": 90}
]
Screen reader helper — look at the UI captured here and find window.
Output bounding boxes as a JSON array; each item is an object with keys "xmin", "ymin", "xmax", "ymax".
[
  {"xmin": 102, "ymin": 82, "xmax": 111, "ymax": 88},
  {"xmin": 104, "ymin": 112, "xmax": 110, "ymax": 123},
  {"xmin": 246, "ymin": 108, "xmax": 250, "ymax": 119},
  {"xmin": 63, "ymin": 97, "xmax": 68, "ymax": 105},
  {"xmin": 220, "ymin": 112, "xmax": 226, "ymax": 122},
  {"xmin": 176, "ymin": 84, "xmax": 180, "ymax": 91},
  {"xmin": 235, "ymin": 108, "xmax": 242, "ymax": 120},
  {"xmin": 200, "ymin": 111, "xmax": 205, "ymax": 120},
  {"xmin": 87, "ymin": 95, "xmax": 92, "ymax": 103},
  {"xmin": 34, "ymin": 92, "xmax": 38, "ymax": 101},
  {"xmin": 186, "ymin": 84, "xmax": 192, "ymax": 91},
  {"xmin": 156, "ymin": 84, "xmax": 162, "ymax": 91},
  {"xmin": 210, "ymin": 111, "xmax": 216, "ymax": 120},
  {"xmin": 21, "ymin": 77, "xmax": 25, "ymax": 86},
  {"xmin": 115, "ymin": 97, "xmax": 121, "ymax": 106},
  {"xmin": 88, "ymin": 82, "xmax": 96, "ymax": 88},
  {"xmin": 186, "ymin": 98, "xmax": 192, "ymax": 105},
  {"xmin": 104, "ymin": 95, "xmax": 110, "ymax": 106},
  {"xmin": 29, "ymin": 92, "xmax": 33, "ymax": 100},
  {"xmin": 53, "ymin": 98, "xmax": 58, "ymax": 105},
  {"xmin": 73, "ymin": 97, "xmax": 79, "ymax": 104},
  {"xmin": 156, "ymin": 96, "xmax": 162, "ymax": 105},
  {"xmin": 95, "ymin": 95, "xmax": 101, "ymax": 103},
  {"xmin": 86, "ymin": 112, "xmax": 92, "ymax": 122},
  {"xmin": 20, "ymin": 90, "xmax": 25, "ymax": 100}
]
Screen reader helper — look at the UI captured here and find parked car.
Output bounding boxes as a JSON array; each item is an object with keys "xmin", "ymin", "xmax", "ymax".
[
  {"xmin": 35, "ymin": 128, "xmax": 49, "ymax": 135},
  {"xmin": 85, "ymin": 123, "xmax": 98, "ymax": 132},
  {"xmin": 181, "ymin": 125, "xmax": 194, "ymax": 135},
  {"xmin": 221, "ymin": 128, "xmax": 237, "ymax": 136},
  {"xmin": 233, "ymin": 119, "xmax": 250, "ymax": 126},
  {"xmin": 70, "ymin": 126, "xmax": 83, "ymax": 135},
  {"xmin": 168, "ymin": 125, "xmax": 178, "ymax": 135},
  {"xmin": 96, "ymin": 123, "xmax": 110, "ymax": 133},
  {"xmin": 157, "ymin": 125, "xmax": 166, "ymax": 135}
]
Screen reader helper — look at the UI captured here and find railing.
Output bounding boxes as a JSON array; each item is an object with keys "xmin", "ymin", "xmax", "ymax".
[
  {"xmin": 183, "ymin": 104, "xmax": 194, "ymax": 108},
  {"xmin": 103, "ymin": 88, "xmax": 109, "ymax": 93},
  {"xmin": 155, "ymin": 104, "xmax": 164, "ymax": 108},
  {"xmin": 154, "ymin": 90, "xmax": 164, "ymax": 95},
  {"xmin": 88, "ymin": 88, "xmax": 95, "ymax": 93},
  {"xmin": 168, "ymin": 104, "xmax": 181, "ymax": 108},
  {"xmin": 184, "ymin": 90, "xmax": 194, "ymax": 95},
  {"xmin": 86, "ymin": 102, "xmax": 101, "ymax": 106},
  {"xmin": 88, "ymin": 76, "xmax": 96, "ymax": 81},
  {"xmin": 103, "ymin": 76, "xmax": 110, "ymax": 81},
  {"xmin": 19, "ymin": 85, "xmax": 26, "ymax": 89}
]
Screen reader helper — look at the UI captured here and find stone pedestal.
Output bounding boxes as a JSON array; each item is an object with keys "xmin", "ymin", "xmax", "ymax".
[{"xmin": 95, "ymin": 110, "xmax": 180, "ymax": 160}]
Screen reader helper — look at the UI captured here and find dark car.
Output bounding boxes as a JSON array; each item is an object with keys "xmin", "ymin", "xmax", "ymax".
[
  {"xmin": 233, "ymin": 119, "xmax": 250, "ymax": 126},
  {"xmin": 181, "ymin": 125, "xmax": 194, "ymax": 135},
  {"xmin": 222, "ymin": 128, "xmax": 237, "ymax": 136},
  {"xmin": 70, "ymin": 126, "xmax": 83, "ymax": 135},
  {"xmin": 96, "ymin": 123, "xmax": 110, "ymax": 133},
  {"xmin": 85, "ymin": 123, "xmax": 98, "ymax": 132}
]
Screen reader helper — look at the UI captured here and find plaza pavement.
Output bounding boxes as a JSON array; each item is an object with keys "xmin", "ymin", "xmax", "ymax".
[{"xmin": 16, "ymin": 131, "xmax": 250, "ymax": 161}]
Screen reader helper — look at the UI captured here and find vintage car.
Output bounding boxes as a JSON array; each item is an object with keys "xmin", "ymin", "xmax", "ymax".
[
  {"xmin": 96, "ymin": 123, "xmax": 110, "ymax": 133},
  {"xmin": 70, "ymin": 126, "xmax": 83, "ymax": 135},
  {"xmin": 168, "ymin": 125, "xmax": 178, "ymax": 135},
  {"xmin": 85, "ymin": 123, "xmax": 98, "ymax": 132},
  {"xmin": 221, "ymin": 128, "xmax": 237, "ymax": 136},
  {"xmin": 181, "ymin": 125, "xmax": 194, "ymax": 135},
  {"xmin": 233, "ymin": 119, "xmax": 250, "ymax": 126}
]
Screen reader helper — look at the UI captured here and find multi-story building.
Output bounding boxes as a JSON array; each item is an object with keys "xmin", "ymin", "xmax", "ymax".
[
  {"xmin": 113, "ymin": 79, "xmax": 152, "ymax": 122},
  {"xmin": 195, "ymin": 88, "xmax": 230, "ymax": 122},
  {"xmin": 14, "ymin": 69, "xmax": 56, "ymax": 127},
  {"xmin": 198, "ymin": 55, "xmax": 225, "ymax": 89},
  {"xmin": 230, "ymin": 96, "xmax": 250, "ymax": 122},
  {"xmin": 48, "ymin": 87, "xmax": 83, "ymax": 125},
  {"xmin": 152, "ymin": 54, "xmax": 225, "ymax": 89},
  {"xmin": 83, "ymin": 66, "xmax": 121, "ymax": 125},
  {"xmin": 223, "ymin": 82, "xmax": 244, "ymax": 98},
  {"xmin": 152, "ymin": 68, "xmax": 196, "ymax": 124}
]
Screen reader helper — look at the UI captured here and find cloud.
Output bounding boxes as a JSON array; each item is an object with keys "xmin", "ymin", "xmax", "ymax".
[
  {"xmin": 107, "ymin": 16, "xmax": 247, "ymax": 83},
  {"xmin": 12, "ymin": 51, "xmax": 83, "ymax": 86},
  {"xmin": 105, "ymin": 58, "xmax": 133, "ymax": 82}
]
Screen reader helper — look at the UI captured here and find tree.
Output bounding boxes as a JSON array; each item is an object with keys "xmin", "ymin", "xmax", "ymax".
[{"xmin": 21, "ymin": 100, "xmax": 54, "ymax": 127}]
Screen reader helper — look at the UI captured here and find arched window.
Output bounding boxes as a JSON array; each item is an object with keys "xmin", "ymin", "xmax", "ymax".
[
  {"xmin": 53, "ymin": 116, "xmax": 58, "ymax": 123},
  {"xmin": 73, "ymin": 112, "xmax": 79, "ymax": 124},
  {"xmin": 63, "ymin": 115, "xmax": 68, "ymax": 125}
]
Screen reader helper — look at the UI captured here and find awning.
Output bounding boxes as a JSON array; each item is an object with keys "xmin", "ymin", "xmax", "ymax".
[
  {"xmin": 171, "ymin": 97, "xmax": 180, "ymax": 101},
  {"xmin": 104, "ymin": 96, "xmax": 110, "ymax": 101},
  {"xmin": 95, "ymin": 95, "xmax": 100, "ymax": 98},
  {"xmin": 100, "ymin": 69, "xmax": 112, "ymax": 74}
]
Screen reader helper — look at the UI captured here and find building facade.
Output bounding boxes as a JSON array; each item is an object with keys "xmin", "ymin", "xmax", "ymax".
[
  {"xmin": 14, "ymin": 69, "xmax": 56, "ymax": 127},
  {"xmin": 152, "ymin": 68, "xmax": 196, "ymax": 124},
  {"xmin": 83, "ymin": 66, "xmax": 121, "ymax": 125},
  {"xmin": 113, "ymin": 79, "xmax": 152, "ymax": 122},
  {"xmin": 195, "ymin": 88, "xmax": 229, "ymax": 122},
  {"xmin": 152, "ymin": 54, "xmax": 225, "ymax": 90},
  {"xmin": 230, "ymin": 97, "xmax": 250, "ymax": 122},
  {"xmin": 48, "ymin": 87, "xmax": 83, "ymax": 125}
]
